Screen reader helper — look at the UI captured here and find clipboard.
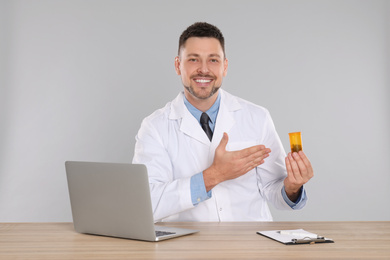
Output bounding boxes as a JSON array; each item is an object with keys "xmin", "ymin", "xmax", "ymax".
[{"xmin": 257, "ymin": 229, "xmax": 334, "ymax": 245}]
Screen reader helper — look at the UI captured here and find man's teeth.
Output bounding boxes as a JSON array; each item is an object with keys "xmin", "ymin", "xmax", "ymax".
[{"xmin": 195, "ymin": 79, "xmax": 212, "ymax": 83}]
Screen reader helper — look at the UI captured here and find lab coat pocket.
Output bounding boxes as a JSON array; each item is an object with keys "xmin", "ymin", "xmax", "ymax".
[{"xmin": 227, "ymin": 140, "xmax": 260, "ymax": 152}]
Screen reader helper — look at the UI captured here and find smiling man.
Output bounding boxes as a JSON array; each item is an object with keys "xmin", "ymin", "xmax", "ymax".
[
  {"xmin": 133, "ymin": 22, "xmax": 313, "ymax": 222},
  {"xmin": 175, "ymin": 36, "xmax": 227, "ymax": 110}
]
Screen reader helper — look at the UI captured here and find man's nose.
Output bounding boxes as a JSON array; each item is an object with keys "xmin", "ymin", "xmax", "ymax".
[{"xmin": 197, "ymin": 61, "xmax": 209, "ymax": 74}]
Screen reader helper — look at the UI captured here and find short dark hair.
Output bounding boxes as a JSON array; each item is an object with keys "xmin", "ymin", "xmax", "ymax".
[{"xmin": 178, "ymin": 22, "xmax": 225, "ymax": 57}]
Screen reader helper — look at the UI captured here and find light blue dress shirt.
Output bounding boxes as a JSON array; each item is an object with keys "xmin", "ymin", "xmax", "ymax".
[{"xmin": 184, "ymin": 93, "xmax": 305, "ymax": 209}]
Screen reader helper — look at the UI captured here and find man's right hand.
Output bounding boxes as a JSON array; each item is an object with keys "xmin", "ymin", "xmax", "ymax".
[{"xmin": 203, "ymin": 132, "xmax": 271, "ymax": 192}]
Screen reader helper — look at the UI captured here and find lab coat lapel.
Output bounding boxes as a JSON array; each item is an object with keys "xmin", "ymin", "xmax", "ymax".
[
  {"xmin": 211, "ymin": 90, "xmax": 239, "ymax": 148},
  {"xmin": 169, "ymin": 92, "xmax": 211, "ymax": 145},
  {"xmin": 181, "ymin": 111, "xmax": 211, "ymax": 145}
]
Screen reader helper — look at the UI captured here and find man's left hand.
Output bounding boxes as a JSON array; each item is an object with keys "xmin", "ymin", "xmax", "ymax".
[{"xmin": 284, "ymin": 151, "xmax": 314, "ymax": 202}]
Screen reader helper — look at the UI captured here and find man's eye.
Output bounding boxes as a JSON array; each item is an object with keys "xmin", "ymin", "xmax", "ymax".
[
  {"xmin": 210, "ymin": 59, "xmax": 219, "ymax": 63},
  {"xmin": 189, "ymin": 59, "xmax": 197, "ymax": 62}
]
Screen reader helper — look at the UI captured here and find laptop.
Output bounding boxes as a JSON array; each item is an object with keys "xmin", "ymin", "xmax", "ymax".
[{"xmin": 65, "ymin": 161, "xmax": 198, "ymax": 241}]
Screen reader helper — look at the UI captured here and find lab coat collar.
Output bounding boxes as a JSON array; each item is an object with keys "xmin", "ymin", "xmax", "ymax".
[{"xmin": 169, "ymin": 89, "xmax": 241, "ymax": 145}]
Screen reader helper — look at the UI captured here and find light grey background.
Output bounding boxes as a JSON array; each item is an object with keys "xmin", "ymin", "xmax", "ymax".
[{"xmin": 1, "ymin": 0, "xmax": 389, "ymax": 222}]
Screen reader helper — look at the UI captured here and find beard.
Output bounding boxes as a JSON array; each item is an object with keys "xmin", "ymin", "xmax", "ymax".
[
  {"xmin": 184, "ymin": 85, "xmax": 220, "ymax": 100},
  {"xmin": 183, "ymin": 74, "xmax": 221, "ymax": 100}
]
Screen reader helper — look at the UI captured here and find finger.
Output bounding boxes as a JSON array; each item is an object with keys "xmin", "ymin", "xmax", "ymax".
[
  {"xmin": 242, "ymin": 150, "xmax": 270, "ymax": 172},
  {"xmin": 285, "ymin": 155, "xmax": 293, "ymax": 176},
  {"xmin": 297, "ymin": 151, "xmax": 314, "ymax": 178},
  {"xmin": 285, "ymin": 155, "xmax": 296, "ymax": 183},
  {"xmin": 242, "ymin": 157, "xmax": 265, "ymax": 174},
  {"xmin": 292, "ymin": 152, "xmax": 312, "ymax": 180},
  {"xmin": 288, "ymin": 153, "xmax": 304, "ymax": 183},
  {"xmin": 239, "ymin": 145, "xmax": 270, "ymax": 159},
  {"xmin": 217, "ymin": 132, "xmax": 229, "ymax": 151},
  {"xmin": 238, "ymin": 145, "xmax": 263, "ymax": 158},
  {"xmin": 239, "ymin": 148, "xmax": 270, "ymax": 169},
  {"xmin": 249, "ymin": 148, "xmax": 271, "ymax": 161},
  {"xmin": 292, "ymin": 152, "xmax": 306, "ymax": 172}
]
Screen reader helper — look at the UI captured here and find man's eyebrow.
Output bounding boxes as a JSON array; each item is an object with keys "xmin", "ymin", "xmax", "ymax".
[
  {"xmin": 186, "ymin": 53, "xmax": 222, "ymax": 58},
  {"xmin": 209, "ymin": 54, "xmax": 222, "ymax": 58},
  {"xmin": 186, "ymin": 53, "xmax": 200, "ymax": 57}
]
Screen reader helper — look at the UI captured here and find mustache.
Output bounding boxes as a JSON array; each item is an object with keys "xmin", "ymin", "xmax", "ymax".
[{"xmin": 191, "ymin": 74, "xmax": 216, "ymax": 79}]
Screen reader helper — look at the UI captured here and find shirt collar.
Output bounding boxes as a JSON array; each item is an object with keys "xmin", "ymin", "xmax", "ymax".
[{"xmin": 183, "ymin": 91, "xmax": 221, "ymax": 124}]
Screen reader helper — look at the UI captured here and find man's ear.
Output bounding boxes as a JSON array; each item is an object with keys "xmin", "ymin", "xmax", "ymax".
[
  {"xmin": 174, "ymin": 56, "xmax": 181, "ymax": 75},
  {"xmin": 223, "ymin": 58, "xmax": 228, "ymax": 77}
]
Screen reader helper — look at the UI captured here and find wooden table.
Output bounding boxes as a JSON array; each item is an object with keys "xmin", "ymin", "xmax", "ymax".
[{"xmin": 1, "ymin": 222, "xmax": 389, "ymax": 259}]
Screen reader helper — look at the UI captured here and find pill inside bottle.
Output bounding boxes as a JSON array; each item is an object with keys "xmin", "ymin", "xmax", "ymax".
[{"xmin": 288, "ymin": 132, "xmax": 302, "ymax": 153}]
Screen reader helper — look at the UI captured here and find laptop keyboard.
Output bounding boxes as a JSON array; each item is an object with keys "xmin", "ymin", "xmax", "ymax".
[{"xmin": 155, "ymin": 230, "xmax": 176, "ymax": 237}]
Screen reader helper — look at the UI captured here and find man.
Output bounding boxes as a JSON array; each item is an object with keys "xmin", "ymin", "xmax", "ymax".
[{"xmin": 133, "ymin": 22, "xmax": 313, "ymax": 222}]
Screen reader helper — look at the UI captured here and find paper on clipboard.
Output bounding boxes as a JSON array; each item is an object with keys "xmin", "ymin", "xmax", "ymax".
[{"xmin": 257, "ymin": 229, "xmax": 334, "ymax": 245}]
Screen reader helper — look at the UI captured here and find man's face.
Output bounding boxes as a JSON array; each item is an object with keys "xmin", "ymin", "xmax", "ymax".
[{"xmin": 175, "ymin": 37, "xmax": 228, "ymax": 101}]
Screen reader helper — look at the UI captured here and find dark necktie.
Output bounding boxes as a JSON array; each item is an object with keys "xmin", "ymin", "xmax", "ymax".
[{"xmin": 200, "ymin": 112, "xmax": 213, "ymax": 141}]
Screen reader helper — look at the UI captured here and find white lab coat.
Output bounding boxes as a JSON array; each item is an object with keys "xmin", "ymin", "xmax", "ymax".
[{"xmin": 133, "ymin": 89, "xmax": 301, "ymax": 222}]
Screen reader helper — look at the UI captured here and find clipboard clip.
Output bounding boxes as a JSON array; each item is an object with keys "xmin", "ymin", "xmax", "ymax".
[{"xmin": 291, "ymin": 236, "xmax": 326, "ymax": 244}]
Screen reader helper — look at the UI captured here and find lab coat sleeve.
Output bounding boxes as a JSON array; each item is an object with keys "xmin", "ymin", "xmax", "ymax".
[
  {"xmin": 132, "ymin": 117, "xmax": 195, "ymax": 221},
  {"xmin": 256, "ymin": 110, "xmax": 307, "ymax": 210}
]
